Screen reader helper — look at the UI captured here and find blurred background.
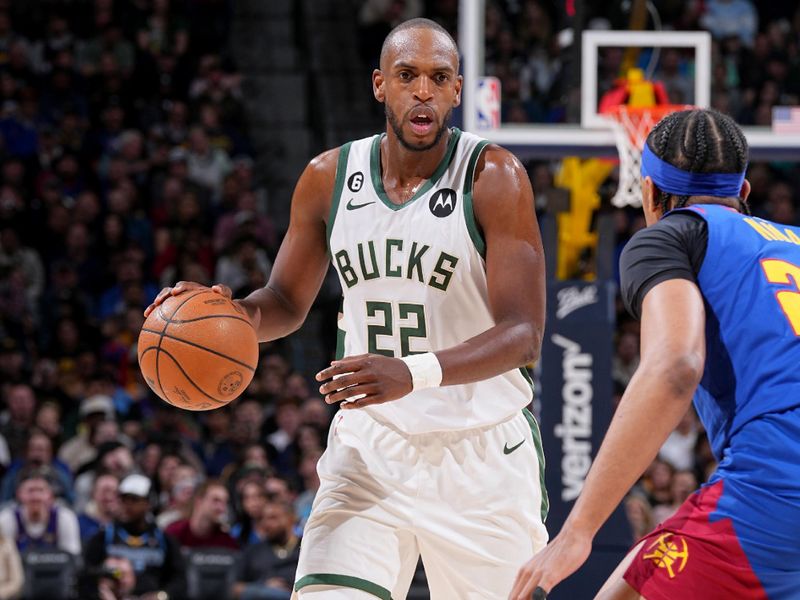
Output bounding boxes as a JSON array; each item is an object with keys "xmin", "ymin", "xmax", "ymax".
[{"xmin": 0, "ymin": 0, "xmax": 798, "ymax": 598}]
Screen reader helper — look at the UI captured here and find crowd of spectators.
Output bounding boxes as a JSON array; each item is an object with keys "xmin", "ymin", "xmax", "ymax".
[{"xmin": 0, "ymin": 0, "xmax": 327, "ymax": 598}]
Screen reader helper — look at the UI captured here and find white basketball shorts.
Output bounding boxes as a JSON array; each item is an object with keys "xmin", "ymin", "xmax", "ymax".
[{"xmin": 293, "ymin": 408, "xmax": 549, "ymax": 599}]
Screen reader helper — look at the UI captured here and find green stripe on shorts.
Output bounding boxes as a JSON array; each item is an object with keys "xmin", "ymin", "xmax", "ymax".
[
  {"xmin": 295, "ymin": 573, "xmax": 393, "ymax": 599},
  {"xmin": 523, "ymin": 408, "xmax": 549, "ymax": 522}
]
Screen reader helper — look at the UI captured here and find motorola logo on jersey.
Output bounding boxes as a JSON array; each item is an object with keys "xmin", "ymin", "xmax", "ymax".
[
  {"xmin": 430, "ymin": 188, "xmax": 457, "ymax": 217},
  {"xmin": 347, "ymin": 172, "xmax": 364, "ymax": 192}
]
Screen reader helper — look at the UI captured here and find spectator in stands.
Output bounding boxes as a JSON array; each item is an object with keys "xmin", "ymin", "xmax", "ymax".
[
  {"xmin": 0, "ymin": 224, "xmax": 45, "ymax": 310},
  {"xmin": 0, "ymin": 383, "xmax": 37, "ymax": 459},
  {"xmin": 34, "ymin": 401, "xmax": 63, "ymax": 447},
  {"xmin": 612, "ymin": 330, "xmax": 639, "ymax": 390},
  {"xmin": 764, "ymin": 181, "xmax": 799, "ymax": 226},
  {"xmin": 155, "ymin": 464, "xmax": 200, "ymax": 529},
  {"xmin": 74, "ymin": 441, "xmax": 135, "ymax": 513},
  {"xmin": 0, "ymin": 530, "xmax": 22, "ymax": 600},
  {"xmin": 59, "ymin": 394, "xmax": 117, "ymax": 473},
  {"xmin": 641, "ymin": 458, "xmax": 675, "ymax": 511},
  {"xmin": 95, "ymin": 555, "xmax": 137, "ymax": 600},
  {"xmin": 82, "ymin": 474, "xmax": 186, "ymax": 600},
  {"xmin": 659, "ymin": 407, "xmax": 700, "ymax": 471},
  {"xmin": 153, "ymin": 452, "xmax": 185, "ymax": 512},
  {"xmin": 231, "ymin": 481, "xmax": 268, "ymax": 547},
  {"xmin": 1, "ymin": 429, "xmax": 73, "ymax": 503},
  {"xmin": 623, "ymin": 492, "xmax": 655, "ymax": 543},
  {"xmin": 0, "ymin": 468, "xmax": 81, "ymax": 555},
  {"xmin": 214, "ymin": 232, "xmax": 272, "ymax": 297},
  {"xmin": 213, "ymin": 190, "xmax": 276, "ymax": 255},
  {"xmin": 165, "ymin": 480, "xmax": 238, "ymax": 550},
  {"xmin": 264, "ymin": 478, "xmax": 294, "ymax": 509},
  {"xmin": 652, "ymin": 470, "xmax": 699, "ymax": 525},
  {"xmin": 299, "ymin": 397, "xmax": 330, "ymax": 431},
  {"xmin": 78, "ymin": 473, "xmax": 120, "ymax": 541},
  {"xmin": 195, "ymin": 408, "xmax": 236, "ymax": 478},
  {"xmin": 266, "ymin": 402, "xmax": 301, "ymax": 478},
  {"xmin": 231, "ymin": 499, "xmax": 299, "ymax": 600},
  {"xmin": 186, "ymin": 125, "xmax": 231, "ymax": 203}
]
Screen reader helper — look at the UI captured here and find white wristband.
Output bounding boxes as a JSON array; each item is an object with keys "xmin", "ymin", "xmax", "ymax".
[{"xmin": 400, "ymin": 352, "xmax": 443, "ymax": 391}]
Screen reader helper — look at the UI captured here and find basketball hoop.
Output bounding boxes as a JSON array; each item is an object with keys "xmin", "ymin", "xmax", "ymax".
[{"xmin": 605, "ymin": 104, "xmax": 692, "ymax": 207}]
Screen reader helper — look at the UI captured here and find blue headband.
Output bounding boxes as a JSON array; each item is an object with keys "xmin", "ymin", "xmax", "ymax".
[{"xmin": 641, "ymin": 144, "xmax": 746, "ymax": 198}]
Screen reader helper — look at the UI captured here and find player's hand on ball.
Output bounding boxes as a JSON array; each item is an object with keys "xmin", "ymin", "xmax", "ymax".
[
  {"xmin": 508, "ymin": 527, "xmax": 592, "ymax": 600},
  {"xmin": 143, "ymin": 281, "xmax": 232, "ymax": 317},
  {"xmin": 316, "ymin": 354, "xmax": 413, "ymax": 409}
]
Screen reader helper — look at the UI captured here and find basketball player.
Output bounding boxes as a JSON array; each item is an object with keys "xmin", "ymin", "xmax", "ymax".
[
  {"xmin": 146, "ymin": 18, "xmax": 549, "ymax": 599},
  {"xmin": 510, "ymin": 108, "xmax": 800, "ymax": 600}
]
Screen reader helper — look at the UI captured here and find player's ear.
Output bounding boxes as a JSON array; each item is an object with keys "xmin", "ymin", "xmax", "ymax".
[
  {"xmin": 740, "ymin": 178, "xmax": 751, "ymax": 201},
  {"xmin": 453, "ymin": 74, "xmax": 462, "ymax": 107},
  {"xmin": 373, "ymin": 69, "xmax": 385, "ymax": 103},
  {"xmin": 641, "ymin": 176, "xmax": 661, "ymax": 225}
]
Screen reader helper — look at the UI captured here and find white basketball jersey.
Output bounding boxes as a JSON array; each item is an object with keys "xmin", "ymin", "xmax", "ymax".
[{"xmin": 327, "ymin": 128, "xmax": 533, "ymax": 433}]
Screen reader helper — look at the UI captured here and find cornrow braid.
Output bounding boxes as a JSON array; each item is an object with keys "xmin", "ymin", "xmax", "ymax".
[{"xmin": 644, "ymin": 108, "xmax": 749, "ymax": 213}]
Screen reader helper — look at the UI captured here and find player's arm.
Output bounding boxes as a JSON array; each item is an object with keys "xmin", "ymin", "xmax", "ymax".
[
  {"xmin": 509, "ymin": 278, "xmax": 706, "ymax": 600},
  {"xmin": 435, "ymin": 145, "xmax": 545, "ymax": 383},
  {"xmin": 317, "ymin": 146, "xmax": 545, "ymax": 406},
  {"xmin": 144, "ymin": 149, "xmax": 337, "ymax": 342}
]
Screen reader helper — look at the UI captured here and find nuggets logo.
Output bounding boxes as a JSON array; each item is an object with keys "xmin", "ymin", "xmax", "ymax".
[
  {"xmin": 218, "ymin": 371, "xmax": 243, "ymax": 396},
  {"xmin": 643, "ymin": 533, "xmax": 689, "ymax": 578}
]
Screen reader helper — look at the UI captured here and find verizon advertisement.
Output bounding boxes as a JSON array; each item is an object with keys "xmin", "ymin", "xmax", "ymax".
[{"xmin": 539, "ymin": 281, "xmax": 632, "ymax": 598}]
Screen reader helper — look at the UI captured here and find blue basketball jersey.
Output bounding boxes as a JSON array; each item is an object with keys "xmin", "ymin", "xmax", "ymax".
[
  {"xmin": 677, "ymin": 204, "xmax": 800, "ymax": 583},
  {"xmin": 682, "ymin": 204, "xmax": 800, "ymax": 458}
]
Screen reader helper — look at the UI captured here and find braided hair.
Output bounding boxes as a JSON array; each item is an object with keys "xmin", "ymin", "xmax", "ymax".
[{"xmin": 644, "ymin": 109, "xmax": 750, "ymax": 214}]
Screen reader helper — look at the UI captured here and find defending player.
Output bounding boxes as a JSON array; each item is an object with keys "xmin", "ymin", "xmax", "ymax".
[
  {"xmin": 146, "ymin": 18, "xmax": 549, "ymax": 599},
  {"xmin": 510, "ymin": 109, "xmax": 800, "ymax": 599}
]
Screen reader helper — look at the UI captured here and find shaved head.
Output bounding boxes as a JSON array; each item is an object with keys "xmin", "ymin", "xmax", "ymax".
[{"xmin": 379, "ymin": 18, "xmax": 459, "ymax": 71}]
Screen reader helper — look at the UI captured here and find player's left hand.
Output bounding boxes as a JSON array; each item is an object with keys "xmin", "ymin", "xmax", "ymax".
[
  {"xmin": 316, "ymin": 354, "xmax": 413, "ymax": 409},
  {"xmin": 508, "ymin": 527, "xmax": 593, "ymax": 600}
]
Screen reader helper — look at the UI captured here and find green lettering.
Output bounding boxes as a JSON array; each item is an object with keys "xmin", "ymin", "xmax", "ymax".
[
  {"xmin": 334, "ymin": 250, "xmax": 358, "ymax": 288},
  {"xmin": 406, "ymin": 242, "xmax": 430, "ymax": 282},
  {"xmin": 399, "ymin": 303, "xmax": 427, "ymax": 356},
  {"xmin": 366, "ymin": 301, "xmax": 394, "ymax": 356},
  {"xmin": 358, "ymin": 241, "xmax": 380, "ymax": 280},
  {"xmin": 386, "ymin": 239, "xmax": 403, "ymax": 278},
  {"xmin": 428, "ymin": 252, "xmax": 459, "ymax": 291}
]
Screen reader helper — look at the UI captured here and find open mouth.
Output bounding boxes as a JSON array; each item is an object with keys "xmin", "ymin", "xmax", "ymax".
[{"xmin": 409, "ymin": 107, "xmax": 435, "ymax": 135}]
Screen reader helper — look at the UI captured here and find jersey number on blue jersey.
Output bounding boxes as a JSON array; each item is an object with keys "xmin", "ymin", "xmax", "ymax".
[{"xmin": 761, "ymin": 258, "xmax": 800, "ymax": 335}]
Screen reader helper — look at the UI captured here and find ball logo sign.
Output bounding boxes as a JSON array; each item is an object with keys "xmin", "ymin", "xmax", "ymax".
[{"xmin": 429, "ymin": 188, "xmax": 457, "ymax": 217}]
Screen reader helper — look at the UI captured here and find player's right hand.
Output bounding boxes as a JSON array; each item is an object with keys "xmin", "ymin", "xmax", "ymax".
[
  {"xmin": 508, "ymin": 526, "xmax": 592, "ymax": 600},
  {"xmin": 143, "ymin": 281, "xmax": 232, "ymax": 317}
]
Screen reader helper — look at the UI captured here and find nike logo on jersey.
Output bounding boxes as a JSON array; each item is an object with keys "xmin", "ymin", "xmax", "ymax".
[
  {"xmin": 346, "ymin": 199, "xmax": 375, "ymax": 210},
  {"xmin": 503, "ymin": 439, "xmax": 525, "ymax": 455}
]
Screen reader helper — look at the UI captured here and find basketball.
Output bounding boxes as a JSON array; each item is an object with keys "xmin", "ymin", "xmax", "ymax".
[{"xmin": 137, "ymin": 290, "xmax": 259, "ymax": 411}]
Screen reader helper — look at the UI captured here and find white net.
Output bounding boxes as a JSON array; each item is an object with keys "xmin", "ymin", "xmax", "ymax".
[{"xmin": 606, "ymin": 106, "xmax": 689, "ymax": 207}]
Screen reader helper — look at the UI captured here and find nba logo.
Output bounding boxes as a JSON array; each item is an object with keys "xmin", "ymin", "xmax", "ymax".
[{"xmin": 476, "ymin": 77, "xmax": 501, "ymax": 130}]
